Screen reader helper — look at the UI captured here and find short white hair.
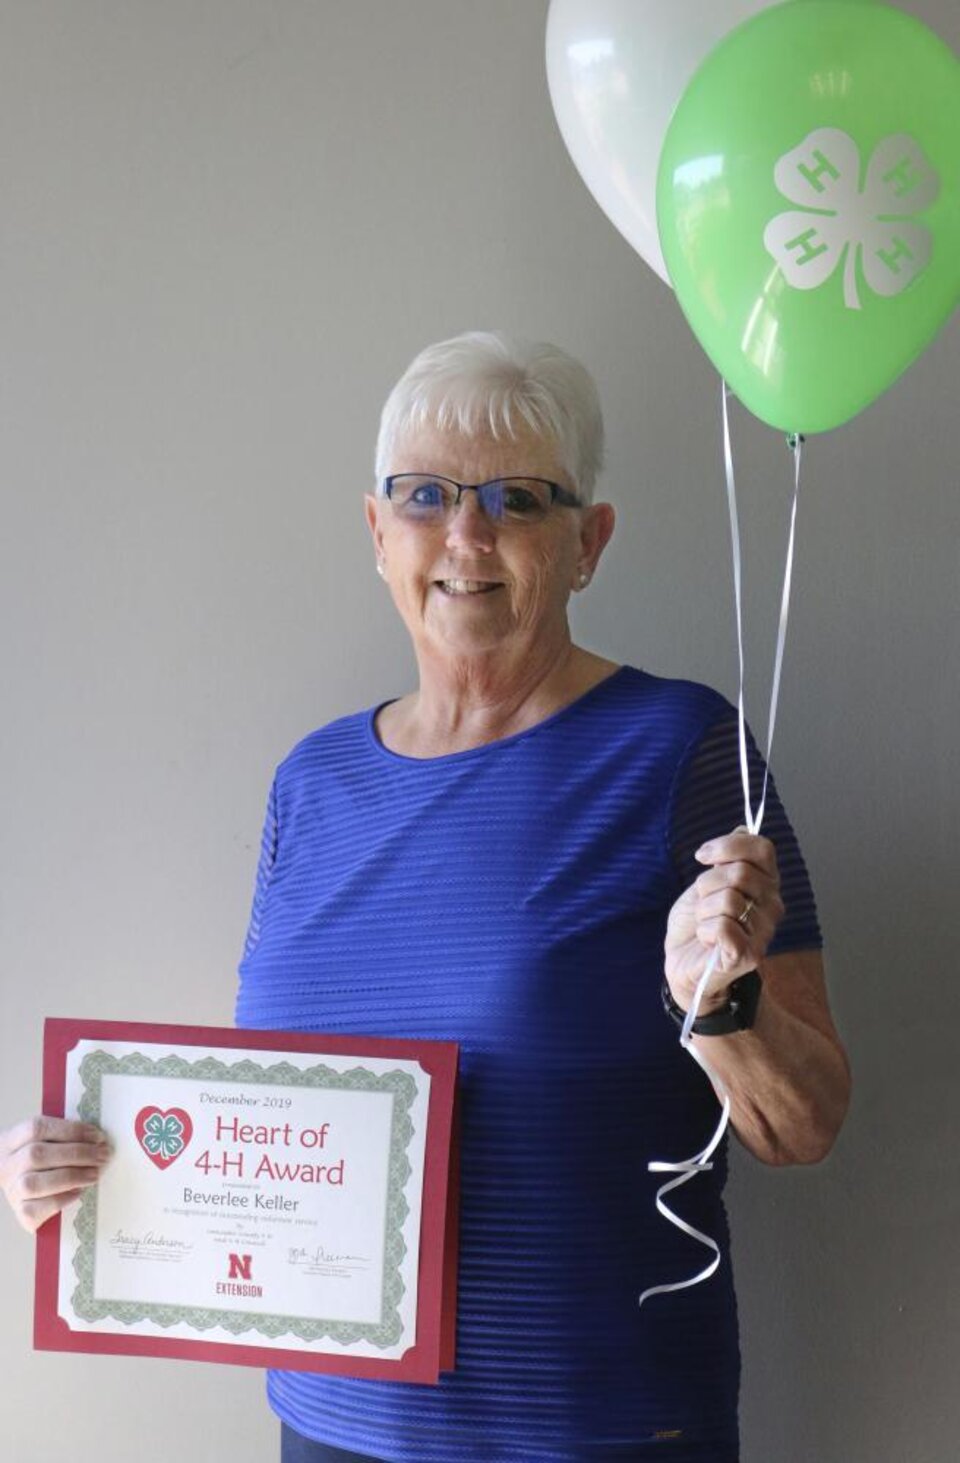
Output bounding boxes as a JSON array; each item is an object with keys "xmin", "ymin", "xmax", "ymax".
[{"xmin": 374, "ymin": 330, "xmax": 605, "ymax": 503}]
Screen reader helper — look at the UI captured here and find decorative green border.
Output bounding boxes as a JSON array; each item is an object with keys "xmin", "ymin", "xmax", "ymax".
[{"xmin": 71, "ymin": 1049, "xmax": 417, "ymax": 1348}]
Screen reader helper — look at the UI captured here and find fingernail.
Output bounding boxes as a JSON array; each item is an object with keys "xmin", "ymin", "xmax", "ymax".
[
  {"xmin": 96, "ymin": 1142, "xmax": 112, "ymax": 1161},
  {"xmin": 695, "ymin": 842, "xmax": 715, "ymax": 861}
]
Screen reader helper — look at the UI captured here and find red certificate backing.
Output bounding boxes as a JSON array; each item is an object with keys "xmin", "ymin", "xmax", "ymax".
[{"xmin": 35, "ymin": 1018, "xmax": 459, "ymax": 1383}]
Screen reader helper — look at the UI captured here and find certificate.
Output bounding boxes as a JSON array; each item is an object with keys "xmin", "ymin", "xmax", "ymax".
[{"xmin": 35, "ymin": 1019, "xmax": 459, "ymax": 1383}]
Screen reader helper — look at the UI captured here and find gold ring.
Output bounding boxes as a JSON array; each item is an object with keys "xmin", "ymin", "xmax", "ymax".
[{"xmin": 736, "ymin": 897, "xmax": 757, "ymax": 928}]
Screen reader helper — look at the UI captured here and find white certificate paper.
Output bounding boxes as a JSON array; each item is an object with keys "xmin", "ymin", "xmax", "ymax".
[{"xmin": 36, "ymin": 1020, "xmax": 459, "ymax": 1382}]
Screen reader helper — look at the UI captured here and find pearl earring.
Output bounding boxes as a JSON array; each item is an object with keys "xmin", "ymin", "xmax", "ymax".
[
  {"xmin": 377, "ymin": 560, "xmax": 386, "ymax": 577},
  {"xmin": 578, "ymin": 570, "xmax": 589, "ymax": 588}
]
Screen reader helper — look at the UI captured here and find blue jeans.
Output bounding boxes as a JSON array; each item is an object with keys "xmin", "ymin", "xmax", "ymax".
[{"xmin": 280, "ymin": 1423, "xmax": 379, "ymax": 1463}]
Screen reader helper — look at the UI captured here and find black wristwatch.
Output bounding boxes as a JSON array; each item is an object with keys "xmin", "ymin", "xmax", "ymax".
[{"xmin": 661, "ymin": 969, "xmax": 762, "ymax": 1036}]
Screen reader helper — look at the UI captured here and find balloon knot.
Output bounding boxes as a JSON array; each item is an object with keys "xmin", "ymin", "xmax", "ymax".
[{"xmin": 786, "ymin": 433, "xmax": 805, "ymax": 450}]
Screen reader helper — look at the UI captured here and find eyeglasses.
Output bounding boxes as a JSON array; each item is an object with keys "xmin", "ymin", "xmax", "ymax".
[{"xmin": 380, "ymin": 474, "xmax": 582, "ymax": 525}]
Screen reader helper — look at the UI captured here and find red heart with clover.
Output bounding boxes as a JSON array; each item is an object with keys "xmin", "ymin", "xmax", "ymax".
[{"xmin": 134, "ymin": 1106, "xmax": 194, "ymax": 1170}]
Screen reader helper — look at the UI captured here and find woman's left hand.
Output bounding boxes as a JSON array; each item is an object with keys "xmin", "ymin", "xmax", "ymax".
[{"xmin": 664, "ymin": 826, "xmax": 786, "ymax": 1014}]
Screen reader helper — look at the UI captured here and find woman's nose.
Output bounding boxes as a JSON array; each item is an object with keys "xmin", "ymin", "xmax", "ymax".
[{"xmin": 444, "ymin": 492, "xmax": 497, "ymax": 551}]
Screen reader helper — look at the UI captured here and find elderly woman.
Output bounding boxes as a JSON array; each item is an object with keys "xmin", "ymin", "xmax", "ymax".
[{"xmin": 2, "ymin": 332, "xmax": 849, "ymax": 1463}]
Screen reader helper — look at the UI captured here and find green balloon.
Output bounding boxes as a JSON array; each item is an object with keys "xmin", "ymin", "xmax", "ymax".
[{"xmin": 656, "ymin": 0, "xmax": 960, "ymax": 433}]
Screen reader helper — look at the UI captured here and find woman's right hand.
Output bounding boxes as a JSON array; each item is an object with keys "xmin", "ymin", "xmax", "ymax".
[{"xmin": 0, "ymin": 1117, "xmax": 112, "ymax": 1234}]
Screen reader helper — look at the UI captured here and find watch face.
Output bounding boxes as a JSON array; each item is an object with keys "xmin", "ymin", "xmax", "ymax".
[{"xmin": 727, "ymin": 971, "xmax": 762, "ymax": 1030}]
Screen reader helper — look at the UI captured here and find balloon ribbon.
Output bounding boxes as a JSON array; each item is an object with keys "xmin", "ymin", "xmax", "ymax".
[{"xmin": 638, "ymin": 383, "xmax": 803, "ymax": 1309}]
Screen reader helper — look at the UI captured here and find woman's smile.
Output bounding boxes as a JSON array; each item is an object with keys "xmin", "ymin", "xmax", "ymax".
[{"xmin": 434, "ymin": 577, "xmax": 504, "ymax": 597}]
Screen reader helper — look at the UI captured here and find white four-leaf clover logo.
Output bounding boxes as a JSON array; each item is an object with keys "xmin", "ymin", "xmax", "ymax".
[
  {"xmin": 141, "ymin": 1111, "xmax": 186, "ymax": 1161},
  {"xmin": 764, "ymin": 128, "xmax": 940, "ymax": 310}
]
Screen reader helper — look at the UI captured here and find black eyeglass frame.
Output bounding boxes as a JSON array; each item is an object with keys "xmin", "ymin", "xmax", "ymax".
[{"xmin": 379, "ymin": 473, "xmax": 583, "ymax": 520}]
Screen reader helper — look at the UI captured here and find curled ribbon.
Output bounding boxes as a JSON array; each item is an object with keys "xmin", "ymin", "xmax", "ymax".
[{"xmin": 639, "ymin": 383, "xmax": 803, "ymax": 1310}]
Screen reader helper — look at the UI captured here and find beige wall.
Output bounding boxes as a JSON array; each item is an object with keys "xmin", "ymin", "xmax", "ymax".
[{"xmin": 1, "ymin": 4, "xmax": 957, "ymax": 1460}]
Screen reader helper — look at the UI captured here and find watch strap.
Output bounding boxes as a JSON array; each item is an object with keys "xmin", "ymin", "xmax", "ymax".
[{"xmin": 661, "ymin": 968, "xmax": 762, "ymax": 1036}]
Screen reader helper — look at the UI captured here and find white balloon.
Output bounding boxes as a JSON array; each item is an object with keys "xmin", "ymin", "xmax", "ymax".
[{"xmin": 546, "ymin": 0, "xmax": 782, "ymax": 284}]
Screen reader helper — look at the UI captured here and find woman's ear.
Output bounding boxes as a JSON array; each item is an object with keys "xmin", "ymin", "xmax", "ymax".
[
  {"xmin": 364, "ymin": 494, "xmax": 382, "ymax": 557},
  {"xmin": 578, "ymin": 502, "xmax": 616, "ymax": 578}
]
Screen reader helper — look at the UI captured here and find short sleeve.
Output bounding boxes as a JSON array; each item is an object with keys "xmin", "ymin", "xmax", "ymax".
[
  {"xmin": 668, "ymin": 709, "xmax": 822, "ymax": 953},
  {"xmin": 239, "ymin": 776, "xmax": 279, "ymax": 965}
]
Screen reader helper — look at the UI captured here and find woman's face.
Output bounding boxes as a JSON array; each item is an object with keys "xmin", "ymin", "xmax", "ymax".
[{"xmin": 364, "ymin": 420, "xmax": 614, "ymax": 667}]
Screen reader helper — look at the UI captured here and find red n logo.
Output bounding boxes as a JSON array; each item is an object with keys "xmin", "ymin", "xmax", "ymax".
[{"xmin": 228, "ymin": 1253, "xmax": 252, "ymax": 1280}]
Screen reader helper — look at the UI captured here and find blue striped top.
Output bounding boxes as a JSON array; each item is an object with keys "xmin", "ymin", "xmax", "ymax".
[{"xmin": 236, "ymin": 666, "xmax": 821, "ymax": 1462}]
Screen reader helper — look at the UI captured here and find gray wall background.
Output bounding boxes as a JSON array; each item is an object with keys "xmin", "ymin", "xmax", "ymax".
[{"xmin": 1, "ymin": 4, "xmax": 957, "ymax": 1460}]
